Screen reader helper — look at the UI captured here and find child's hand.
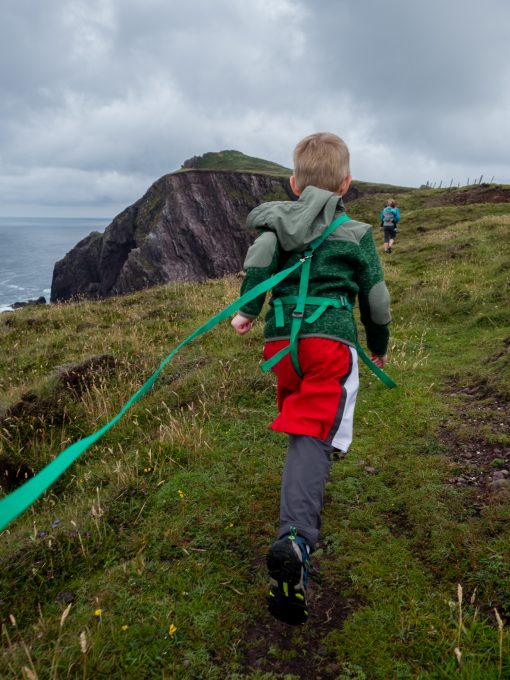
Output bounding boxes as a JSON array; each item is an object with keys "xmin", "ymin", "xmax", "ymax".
[
  {"xmin": 371, "ymin": 354, "xmax": 388, "ymax": 368},
  {"xmin": 231, "ymin": 314, "xmax": 253, "ymax": 335}
]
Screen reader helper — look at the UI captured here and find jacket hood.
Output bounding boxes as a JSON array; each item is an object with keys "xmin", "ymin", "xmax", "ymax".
[{"xmin": 246, "ymin": 186, "xmax": 346, "ymax": 252}]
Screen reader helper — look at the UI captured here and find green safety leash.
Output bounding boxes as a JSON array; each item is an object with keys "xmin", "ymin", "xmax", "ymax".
[
  {"xmin": 0, "ymin": 256, "xmax": 307, "ymax": 531},
  {"xmin": 0, "ymin": 213, "xmax": 395, "ymax": 532}
]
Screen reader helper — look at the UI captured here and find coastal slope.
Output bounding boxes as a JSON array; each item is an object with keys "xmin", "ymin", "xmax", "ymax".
[
  {"xmin": 50, "ymin": 169, "xmax": 293, "ymax": 302},
  {"xmin": 50, "ymin": 150, "xmax": 409, "ymax": 302}
]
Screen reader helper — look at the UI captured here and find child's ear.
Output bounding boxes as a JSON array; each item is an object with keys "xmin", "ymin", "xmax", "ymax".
[
  {"xmin": 338, "ymin": 175, "xmax": 352, "ymax": 196},
  {"xmin": 290, "ymin": 175, "xmax": 301, "ymax": 197}
]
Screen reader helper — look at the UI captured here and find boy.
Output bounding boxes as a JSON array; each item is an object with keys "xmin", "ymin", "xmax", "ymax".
[
  {"xmin": 380, "ymin": 198, "xmax": 400, "ymax": 253},
  {"xmin": 231, "ymin": 132, "xmax": 391, "ymax": 625}
]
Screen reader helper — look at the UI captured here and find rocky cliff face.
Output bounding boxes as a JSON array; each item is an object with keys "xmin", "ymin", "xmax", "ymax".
[{"xmin": 51, "ymin": 170, "xmax": 294, "ymax": 302}]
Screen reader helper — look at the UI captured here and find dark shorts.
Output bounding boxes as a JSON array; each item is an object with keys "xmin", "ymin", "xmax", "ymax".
[{"xmin": 383, "ymin": 227, "xmax": 397, "ymax": 243}]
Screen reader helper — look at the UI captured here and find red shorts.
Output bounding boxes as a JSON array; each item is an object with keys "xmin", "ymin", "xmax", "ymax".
[{"xmin": 263, "ymin": 338, "xmax": 359, "ymax": 452}]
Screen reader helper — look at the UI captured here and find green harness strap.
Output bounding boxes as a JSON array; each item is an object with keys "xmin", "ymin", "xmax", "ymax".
[
  {"xmin": 273, "ymin": 295, "xmax": 352, "ymax": 328},
  {"xmin": 273, "ymin": 295, "xmax": 350, "ymax": 329},
  {"xmin": 0, "ymin": 213, "xmax": 395, "ymax": 533},
  {"xmin": 260, "ymin": 214, "xmax": 396, "ymax": 389},
  {"xmin": 268, "ymin": 294, "xmax": 396, "ymax": 388},
  {"xmin": 259, "ymin": 213, "xmax": 351, "ymax": 376}
]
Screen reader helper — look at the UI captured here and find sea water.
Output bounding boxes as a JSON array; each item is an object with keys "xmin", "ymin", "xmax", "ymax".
[{"xmin": 0, "ymin": 217, "xmax": 109, "ymax": 311}]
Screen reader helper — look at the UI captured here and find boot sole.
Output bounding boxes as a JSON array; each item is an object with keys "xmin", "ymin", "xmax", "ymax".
[{"xmin": 266, "ymin": 540, "xmax": 309, "ymax": 625}]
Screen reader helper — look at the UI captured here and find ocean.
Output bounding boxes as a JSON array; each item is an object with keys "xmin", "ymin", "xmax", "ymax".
[{"xmin": 0, "ymin": 217, "xmax": 109, "ymax": 312}]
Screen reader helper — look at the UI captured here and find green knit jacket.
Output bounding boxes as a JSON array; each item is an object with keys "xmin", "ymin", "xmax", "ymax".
[{"xmin": 239, "ymin": 186, "xmax": 391, "ymax": 357}]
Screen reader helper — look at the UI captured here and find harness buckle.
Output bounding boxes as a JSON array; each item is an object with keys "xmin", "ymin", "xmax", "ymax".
[
  {"xmin": 292, "ymin": 310, "xmax": 304, "ymax": 318},
  {"xmin": 300, "ymin": 251, "xmax": 313, "ymax": 263}
]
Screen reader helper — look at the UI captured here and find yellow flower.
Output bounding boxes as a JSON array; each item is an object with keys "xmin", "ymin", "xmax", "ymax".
[
  {"xmin": 178, "ymin": 490, "xmax": 185, "ymax": 499},
  {"xmin": 121, "ymin": 625, "xmax": 129, "ymax": 631},
  {"xmin": 169, "ymin": 623, "xmax": 177, "ymax": 637},
  {"xmin": 94, "ymin": 609, "xmax": 102, "ymax": 617}
]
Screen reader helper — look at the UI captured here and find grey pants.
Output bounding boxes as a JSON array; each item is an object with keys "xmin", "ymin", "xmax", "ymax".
[{"xmin": 278, "ymin": 434, "xmax": 335, "ymax": 550}]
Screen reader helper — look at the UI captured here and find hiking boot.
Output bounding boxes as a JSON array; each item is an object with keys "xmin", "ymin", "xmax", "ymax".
[{"xmin": 266, "ymin": 529, "xmax": 317, "ymax": 625}]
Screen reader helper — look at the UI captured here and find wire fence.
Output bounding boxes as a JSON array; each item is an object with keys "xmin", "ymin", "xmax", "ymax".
[{"xmin": 421, "ymin": 175, "xmax": 496, "ymax": 190}]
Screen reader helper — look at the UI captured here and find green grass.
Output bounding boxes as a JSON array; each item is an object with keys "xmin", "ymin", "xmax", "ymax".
[
  {"xmin": 177, "ymin": 150, "xmax": 292, "ymax": 175},
  {"xmin": 1, "ymin": 189, "xmax": 509, "ymax": 678}
]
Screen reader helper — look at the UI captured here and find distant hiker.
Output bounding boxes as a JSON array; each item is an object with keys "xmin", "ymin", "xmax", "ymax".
[
  {"xmin": 380, "ymin": 198, "xmax": 400, "ymax": 253},
  {"xmin": 231, "ymin": 132, "xmax": 391, "ymax": 625}
]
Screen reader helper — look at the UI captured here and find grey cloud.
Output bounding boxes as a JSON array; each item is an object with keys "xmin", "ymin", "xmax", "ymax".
[
  {"xmin": 0, "ymin": 0, "xmax": 509, "ymax": 216},
  {"xmin": 298, "ymin": 0, "xmax": 510, "ymax": 170}
]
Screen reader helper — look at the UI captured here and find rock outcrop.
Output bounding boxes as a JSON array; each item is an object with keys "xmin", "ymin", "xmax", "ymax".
[
  {"xmin": 51, "ymin": 170, "xmax": 294, "ymax": 302},
  {"xmin": 10, "ymin": 296, "xmax": 47, "ymax": 309}
]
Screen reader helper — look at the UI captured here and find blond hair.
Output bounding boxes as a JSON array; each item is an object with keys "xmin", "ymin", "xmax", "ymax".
[{"xmin": 293, "ymin": 132, "xmax": 350, "ymax": 192}]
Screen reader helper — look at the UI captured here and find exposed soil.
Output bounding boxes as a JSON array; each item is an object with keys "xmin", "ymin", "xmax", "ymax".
[
  {"xmin": 439, "ymin": 376, "xmax": 510, "ymax": 509},
  {"xmin": 0, "ymin": 457, "xmax": 34, "ymax": 490},
  {"xmin": 3, "ymin": 355, "xmax": 116, "ymax": 422},
  {"xmin": 239, "ymin": 553, "xmax": 359, "ymax": 679},
  {"xmin": 428, "ymin": 184, "xmax": 510, "ymax": 207},
  {"xmin": 0, "ymin": 355, "xmax": 116, "ymax": 491}
]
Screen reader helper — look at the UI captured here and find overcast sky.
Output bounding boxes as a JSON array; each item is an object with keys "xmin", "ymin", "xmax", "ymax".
[{"xmin": 1, "ymin": 0, "xmax": 509, "ymax": 217}]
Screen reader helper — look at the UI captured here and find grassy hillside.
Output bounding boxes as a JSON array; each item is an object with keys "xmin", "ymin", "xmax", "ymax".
[
  {"xmin": 177, "ymin": 150, "xmax": 412, "ymax": 197},
  {"xmin": 179, "ymin": 150, "xmax": 292, "ymax": 175},
  {"xmin": 1, "ymin": 186, "xmax": 509, "ymax": 679}
]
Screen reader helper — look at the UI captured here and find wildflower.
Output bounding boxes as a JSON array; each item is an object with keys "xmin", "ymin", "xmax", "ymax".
[
  {"xmin": 169, "ymin": 623, "xmax": 177, "ymax": 637},
  {"xmin": 121, "ymin": 625, "xmax": 129, "ymax": 631},
  {"xmin": 94, "ymin": 609, "xmax": 103, "ymax": 617},
  {"xmin": 226, "ymin": 522, "xmax": 234, "ymax": 529},
  {"xmin": 178, "ymin": 490, "xmax": 185, "ymax": 499}
]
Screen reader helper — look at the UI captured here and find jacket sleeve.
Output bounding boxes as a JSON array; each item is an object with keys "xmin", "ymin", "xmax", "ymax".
[
  {"xmin": 238, "ymin": 230, "xmax": 280, "ymax": 319},
  {"xmin": 357, "ymin": 229, "xmax": 391, "ymax": 356}
]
